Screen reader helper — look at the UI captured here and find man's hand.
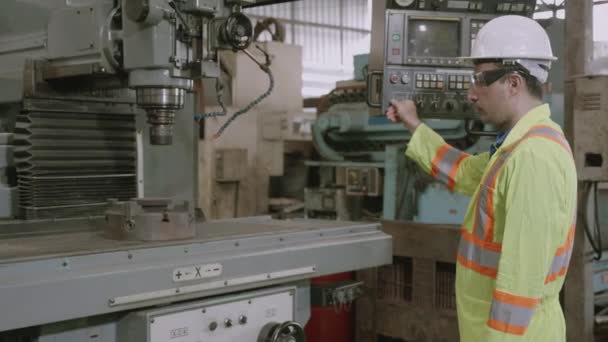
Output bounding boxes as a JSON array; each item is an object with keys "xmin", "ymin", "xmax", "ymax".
[{"xmin": 385, "ymin": 99, "xmax": 422, "ymax": 132}]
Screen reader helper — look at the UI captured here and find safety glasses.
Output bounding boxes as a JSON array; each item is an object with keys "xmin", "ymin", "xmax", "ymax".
[{"xmin": 470, "ymin": 68, "xmax": 521, "ymax": 88}]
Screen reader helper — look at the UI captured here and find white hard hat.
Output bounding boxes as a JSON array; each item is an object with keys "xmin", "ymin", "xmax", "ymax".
[{"xmin": 464, "ymin": 15, "xmax": 557, "ymax": 62}]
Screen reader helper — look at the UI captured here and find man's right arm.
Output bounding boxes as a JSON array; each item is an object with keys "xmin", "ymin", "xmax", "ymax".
[
  {"xmin": 386, "ymin": 99, "xmax": 488, "ymax": 195},
  {"xmin": 406, "ymin": 123, "xmax": 489, "ymax": 196}
]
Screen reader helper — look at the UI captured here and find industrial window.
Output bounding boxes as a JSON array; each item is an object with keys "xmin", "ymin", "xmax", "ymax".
[
  {"xmin": 435, "ymin": 261, "xmax": 457, "ymax": 310},
  {"xmin": 534, "ymin": 0, "xmax": 608, "ymax": 60},
  {"xmin": 377, "ymin": 256, "xmax": 413, "ymax": 302},
  {"xmin": 245, "ymin": 0, "xmax": 372, "ymax": 98}
]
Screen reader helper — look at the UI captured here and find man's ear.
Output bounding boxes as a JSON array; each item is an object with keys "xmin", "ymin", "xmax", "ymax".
[{"xmin": 508, "ymin": 73, "xmax": 523, "ymax": 95}]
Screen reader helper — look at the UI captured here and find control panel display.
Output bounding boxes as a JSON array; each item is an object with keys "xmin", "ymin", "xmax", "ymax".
[{"xmin": 407, "ymin": 19, "xmax": 461, "ymax": 58}]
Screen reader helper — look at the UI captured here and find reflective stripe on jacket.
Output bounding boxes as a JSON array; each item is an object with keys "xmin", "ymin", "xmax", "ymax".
[{"xmin": 406, "ymin": 104, "xmax": 577, "ymax": 341}]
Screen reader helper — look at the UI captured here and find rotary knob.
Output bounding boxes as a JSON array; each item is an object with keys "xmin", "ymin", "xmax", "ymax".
[
  {"xmin": 443, "ymin": 100, "xmax": 457, "ymax": 112},
  {"xmin": 389, "ymin": 73, "xmax": 399, "ymax": 84},
  {"xmin": 208, "ymin": 321, "xmax": 218, "ymax": 332}
]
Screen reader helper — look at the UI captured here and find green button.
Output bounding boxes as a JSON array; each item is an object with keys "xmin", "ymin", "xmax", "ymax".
[{"xmin": 392, "ymin": 34, "xmax": 401, "ymax": 41}]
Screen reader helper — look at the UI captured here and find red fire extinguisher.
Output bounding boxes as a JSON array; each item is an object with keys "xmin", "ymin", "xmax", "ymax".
[{"xmin": 305, "ymin": 272, "xmax": 360, "ymax": 342}]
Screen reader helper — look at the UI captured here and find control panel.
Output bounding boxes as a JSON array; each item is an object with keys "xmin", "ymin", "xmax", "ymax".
[
  {"xmin": 378, "ymin": 1, "xmax": 536, "ymax": 120},
  {"xmin": 118, "ymin": 287, "xmax": 297, "ymax": 342},
  {"xmin": 388, "ymin": 0, "xmax": 536, "ymax": 16},
  {"xmin": 380, "ymin": 2, "xmax": 540, "ymax": 120},
  {"xmin": 385, "ymin": 67, "xmax": 474, "ymax": 119},
  {"xmin": 469, "ymin": 19, "xmax": 486, "ymax": 49}
]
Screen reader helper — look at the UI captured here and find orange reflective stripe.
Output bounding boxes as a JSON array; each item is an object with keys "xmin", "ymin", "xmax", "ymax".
[
  {"xmin": 493, "ymin": 290, "xmax": 541, "ymax": 308},
  {"xmin": 545, "ymin": 220, "xmax": 576, "ymax": 284},
  {"xmin": 431, "ymin": 144, "xmax": 470, "ymax": 190},
  {"xmin": 473, "ymin": 144, "xmax": 516, "ymax": 242},
  {"xmin": 528, "ymin": 133, "xmax": 571, "ymax": 155},
  {"xmin": 461, "ymin": 229, "xmax": 502, "ymax": 252},
  {"xmin": 487, "ymin": 319, "xmax": 528, "ymax": 336},
  {"xmin": 555, "ymin": 223, "xmax": 576, "ymax": 256},
  {"xmin": 431, "ymin": 144, "xmax": 451, "ymax": 178},
  {"xmin": 459, "ymin": 231, "xmax": 501, "ymax": 278},
  {"xmin": 447, "ymin": 153, "xmax": 468, "ymax": 190},
  {"xmin": 483, "ymin": 157, "xmax": 510, "ymax": 242},
  {"xmin": 526, "ymin": 125, "xmax": 572, "ymax": 156},
  {"xmin": 545, "ymin": 266, "xmax": 569, "ymax": 284},
  {"xmin": 488, "ymin": 290, "xmax": 540, "ymax": 336},
  {"xmin": 457, "ymin": 253, "xmax": 498, "ymax": 278}
]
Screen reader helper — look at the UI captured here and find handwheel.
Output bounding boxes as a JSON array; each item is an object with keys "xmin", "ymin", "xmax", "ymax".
[{"xmin": 258, "ymin": 321, "xmax": 306, "ymax": 342}]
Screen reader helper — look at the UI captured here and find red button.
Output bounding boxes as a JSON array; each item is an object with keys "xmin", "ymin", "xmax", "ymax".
[{"xmin": 390, "ymin": 74, "xmax": 399, "ymax": 84}]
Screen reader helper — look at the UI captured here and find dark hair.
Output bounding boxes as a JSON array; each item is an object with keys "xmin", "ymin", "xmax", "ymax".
[
  {"xmin": 518, "ymin": 72, "xmax": 544, "ymax": 100},
  {"xmin": 474, "ymin": 59, "xmax": 545, "ymax": 99}
]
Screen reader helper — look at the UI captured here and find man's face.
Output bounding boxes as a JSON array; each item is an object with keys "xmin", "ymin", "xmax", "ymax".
[{"xmin": 467, "ymin": 62, "xmax": 511, "ymax": 128}]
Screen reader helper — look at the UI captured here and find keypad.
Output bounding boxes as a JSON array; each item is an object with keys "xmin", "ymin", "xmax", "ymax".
[
  {"xmin": 415, "ymin": 73, "xmax": 446, "ymax": 89},
  {"xmin": 448, "ymin": 75, "xmax": 470, "ymax": 90}
]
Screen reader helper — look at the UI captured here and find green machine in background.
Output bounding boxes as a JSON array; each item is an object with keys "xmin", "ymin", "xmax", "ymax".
[{"xmin": 307, "ymin": 98, "xmax": 491, "ymax": 223}]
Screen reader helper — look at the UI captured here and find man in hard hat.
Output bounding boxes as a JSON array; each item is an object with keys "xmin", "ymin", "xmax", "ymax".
[{"xmin": 386, "ymin": 15, "xmax": 577, "ymax": 341}]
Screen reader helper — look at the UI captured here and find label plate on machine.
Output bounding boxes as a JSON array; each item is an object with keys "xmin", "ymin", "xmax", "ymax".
[{"xmin": 173, "ymin": 263, "xmax": 223, "ymax": 282}]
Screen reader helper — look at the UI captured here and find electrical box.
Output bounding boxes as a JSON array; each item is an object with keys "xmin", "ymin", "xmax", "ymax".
[
  {"xmin": 118, "ymin": 286, "xmax": 296, "ymax": 342},
  {"xmin": 573, "ymin": 75, "xmax": 608, "ymax": 181},
  {"xmin": 344, "ymin": 167, "xmax": 382, "ymax": 196},
  {"xmin": 304, "ymin": 188, "xmax": 349, "ymax": 220}
]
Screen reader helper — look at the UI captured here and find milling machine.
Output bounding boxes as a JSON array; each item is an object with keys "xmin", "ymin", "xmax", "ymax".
[{"xmin": 0, "ymin": 1, "xmax": 392, "ymax": 341}]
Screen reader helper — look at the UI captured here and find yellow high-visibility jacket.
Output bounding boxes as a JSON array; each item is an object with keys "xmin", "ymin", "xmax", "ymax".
[{"xmin": 406, "ymin": 104, "xmax": 577, "ymax": 341}]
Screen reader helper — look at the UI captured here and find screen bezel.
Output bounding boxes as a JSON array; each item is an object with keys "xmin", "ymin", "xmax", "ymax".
[{"xmin": 405, "ymin": 16, "xmax": 463, "ymax": 59}]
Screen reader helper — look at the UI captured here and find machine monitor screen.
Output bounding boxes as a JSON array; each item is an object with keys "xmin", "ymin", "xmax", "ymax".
[{"xmin": 407, "ymin": 19, "xmax": 461, "ymax": 58}]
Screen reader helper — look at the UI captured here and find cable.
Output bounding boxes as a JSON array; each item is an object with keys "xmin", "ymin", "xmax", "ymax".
[
  {"xmin": 582, "ymin": 181, "xmax": 603, "ymax": 260},
  {"xmin": 253, "ymin": 17, "xmax": 286, "ymax": 42},
  {"xmin": 196, "ymin": 78, "xmax": 228, "ymax": 119},
  {"xmin": 167, "ymin": 1, "xmax": 192, "ymax": 32},
  {"xmin": 195, "ymin": 44, "xmax": 273, "ymax": 139},
  {"xmin": 207, "ymin": 69, "xmax": 274, "ymax": 139},
  {"xmin": 594, "ymin": 181, "xmax": 603, "ymax": 260}
]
